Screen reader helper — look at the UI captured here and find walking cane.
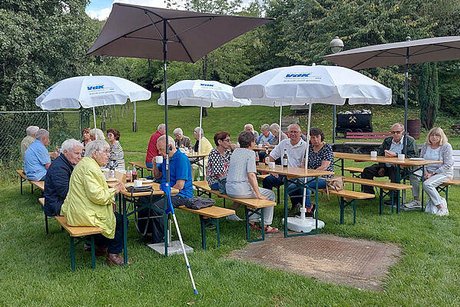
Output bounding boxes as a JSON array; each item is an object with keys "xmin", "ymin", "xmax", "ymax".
[{"xmin": 161, "ymin": 182, "xmax": 199, "ymax": 295}]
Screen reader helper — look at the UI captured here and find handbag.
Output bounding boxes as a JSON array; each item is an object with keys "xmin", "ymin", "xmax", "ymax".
[{"xmin": 325, "ymin": 176, "xmax": 344, "ymax": 197}]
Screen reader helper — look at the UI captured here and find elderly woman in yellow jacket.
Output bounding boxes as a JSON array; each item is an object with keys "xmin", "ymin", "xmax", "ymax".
[{"xmin": 61, "ymin": 140, "xmax": 125, "ymax": 266}]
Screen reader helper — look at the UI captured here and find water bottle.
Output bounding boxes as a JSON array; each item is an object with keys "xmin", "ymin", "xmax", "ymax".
[{"xmin": 282, "ymin": 149, "xmax": 288, "ymax": 167}]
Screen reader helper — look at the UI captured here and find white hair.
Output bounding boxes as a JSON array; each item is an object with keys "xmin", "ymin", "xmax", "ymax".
[
  {"xmin": 260, "ymin": 124, "xmax": 270, "ymax": 131},
  {"xmin": 173, "ymin": 128, "xmax": 183, "ymax": 135},
  {"xmin": 85, "ymin": 140, "xmax": 109, "ymax": 157},
  {"xmin": 89, "ymin": 128, "xmax": 105, "ymax": 140},
  {"xmin": 194, "ymin": 127, "xmax": 204, "ymax": 135},
  {"xmin": 158, "ymin": 123, "xmax": 166, "ymax": 131},
  {"xmin": 26, "ymin": 126, "xmax": 39, "ymax": 136},
  {"xmin": 157, "ymin": 135, "xmax": 175, "ymax": 147},
  {"xmin": 35, "ymin": 129, "xmax": 49, "ymax": 140},
  {"xmin": 244, "ymin": 123, "xmax": 254, "ymax": 131},
  {"xmin": 60, "ymin": 139, "xmax": 83, "ymax": 153},
  {"xmin": 270, "ymin": 123, "xmax": 280, "ymax": 131}
]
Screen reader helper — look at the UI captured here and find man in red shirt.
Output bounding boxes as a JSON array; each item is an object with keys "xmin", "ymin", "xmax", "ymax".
[{"xmin": 146, "ymin": 124, "xmax": 165, "ymax": 168}]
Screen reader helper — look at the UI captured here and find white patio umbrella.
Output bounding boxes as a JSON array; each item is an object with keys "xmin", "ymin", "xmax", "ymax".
[
  {"xmin": 234, "ymin": 64, "xmax": 392, "ymax": 233},
  {"xmin": 158, "ymin": 80, "xmax": 250, "ymax": 150},
  {"xmin": 36, "ymin": 75, "xmax": 151, "ymax": 128}
]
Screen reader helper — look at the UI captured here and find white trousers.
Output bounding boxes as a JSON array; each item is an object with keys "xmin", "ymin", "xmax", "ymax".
[{"xmin": 228, "ymin": 187, "xmax": 275, "ymax": 225}]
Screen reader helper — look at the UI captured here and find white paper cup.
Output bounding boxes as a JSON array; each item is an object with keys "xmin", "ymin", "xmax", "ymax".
[
  {"xmin": 268, "ymin": 161, "xmax": 276, "ymax": 169},
  {"xmin": 257, "ymin": 144, "xmax": 263, "ymax": 148},
  {"xmin": 155, "ymin": 156, "xmax": 163, "ymax": 164},
  {"xmin": 370, "ymin": 151, "xmax": 377, "ymax": 158},
  {"xmin": 398, "ymin": 153, "xmax": 405, "ymax": 160},
  {"xmin": 134, "ymin": 180, "xmax": 143, "ymax": 187}
]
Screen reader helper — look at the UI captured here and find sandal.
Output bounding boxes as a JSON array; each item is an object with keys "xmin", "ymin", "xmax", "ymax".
[
  {"xmin": 264, "ymin": 226, "xmax": 279, "ymax": 234},
  {"xmin": 250, "ymin": 223, "xmax": 261, "ymax": 230}
]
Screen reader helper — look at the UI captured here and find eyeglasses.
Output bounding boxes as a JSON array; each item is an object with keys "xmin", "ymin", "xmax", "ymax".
[
  {"xmin": 221, "ymin": 138, "xmax": 231, "ymax": 142},
  {"xmin": 390, "ymin": 130, "xmax": 403, "ymax": 134},
  {"xmin": 288, "ymin": 131, "xmax": 300, "ymax": 134}
]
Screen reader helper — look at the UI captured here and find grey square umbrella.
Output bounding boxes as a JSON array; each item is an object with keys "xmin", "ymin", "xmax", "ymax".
[
  {"xmin": 324, "ymin": 36, "xmax": 460, "ymax": 152},
  {"xmin": 87, "ymin": 3, "xmax": 272, "ymax": 293}
]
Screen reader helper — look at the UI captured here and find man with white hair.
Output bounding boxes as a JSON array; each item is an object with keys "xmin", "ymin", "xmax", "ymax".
[
  {"xmin": 43, "ymin": 139, "xmax": 84, "ymax": 216},
  {"xmin": 145, "ymin": 123, "xmax": 166, "ymax": 168},
  {"xmin": 21, "ymin": 125, "xmax": 39, "ymax": 157},
  {"xmin": 173, "ymin": 127, "xmax": 191, "ymax": 149},
  {"xmin": 149, "ymin": 135, "xmax": 193, "ymax": 243},
  {"xmin": 24, "ymin": 128, "xmax": 52, "ymax": 181}
]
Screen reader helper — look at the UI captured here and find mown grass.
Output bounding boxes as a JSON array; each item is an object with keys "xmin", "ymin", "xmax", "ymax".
[{"xmin": 1, "ymin": 96, "xmax": 460, "ymax": 306}]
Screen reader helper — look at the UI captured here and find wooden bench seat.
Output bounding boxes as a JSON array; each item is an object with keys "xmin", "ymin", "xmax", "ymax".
[
  {"xmin": 31, "ymin": 180, "xmax": 45, "ymax": 192},
  {"xmin": 55, "ymin": 216, "xmax": 103, "ymax": 271},
  {"xmin": 343, "ymin": 177, "xmax": 411, "ymax": 214},
  {"xmin": 193, "ymin": 180, "xmax": 276, "ymax": 242},
  {"xmin": 323, "ymin": 189, "xmax": 375, "ymax": 224},
  {"xmin": 17, "ymin": 169, "xmax": 45, "ymax": 194},
  {"xmin": 343, "ymin": 166, "xmax": 364, "ymax": 174},
  {"xmin": 179, "ymin": 206, "xmax": 235, "ymax": 249},
  {"xmin": 436, "ymin": 179, "xmax": 460, "ymax": 206}
]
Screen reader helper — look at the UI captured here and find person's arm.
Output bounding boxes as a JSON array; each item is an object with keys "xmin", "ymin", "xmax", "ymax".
[
  {"xmin": 405, "ymin": 137, "xmax": 418, "ymax": 158},
  {"xmin": 377, "ymin": 138, "xmax": 388, "ymax": 156},
  {"xmin": 153, "ymin": 161, "xmax": 162, "ymax": 179},
  {"xmin": 173, "ymin": 179, "xmax": 185, "ymax": 191},
  {"xmin": 83, "ymin": 169, "xmax": 116, "ymax": 205},
  {"xmin": 248, "ymin": 172, "xmax": 267, "ymax": 200},
  {"xmin": 315, "ymin": 144, "xmax": 333, "ymax": 171},
  {"xmin": 45, "ymin": 162, "xmax": 51, "ymax": 169},
  {"xmin": 434, "ymin": 143, "xmax": 454, "ymax": 174}
]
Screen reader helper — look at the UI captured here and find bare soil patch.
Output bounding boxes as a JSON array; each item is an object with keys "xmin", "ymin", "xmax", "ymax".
[{"xmin": 229, "ymin": 234, "xmax": 401, "ymax": 290}]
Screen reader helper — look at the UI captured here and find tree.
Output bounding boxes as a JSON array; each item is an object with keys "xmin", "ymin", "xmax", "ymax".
[{"xmin": 419, "ymin": 62, "xmax": 439, "ymax": 129}]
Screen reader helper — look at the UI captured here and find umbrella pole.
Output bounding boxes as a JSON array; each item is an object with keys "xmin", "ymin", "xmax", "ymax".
[
  {"xmin": 279, "ymin": 105, "xmax": 282, "ymax": 141},
  {"xmin": 92, "ymin": 107, "xmax": 97, "ymax": 128},
  {"xmin": 198, "ymin": 107, "xmax": 203, "ymax": 153},
  {"xmin": 300, "ymin": 104, "xmax": 313, "ymax": 220},
  {"xmin": 161, "ymin": 17, "xmax": 198, "ymax": 295},
  {"xmin": 133, "ymin": 101, "xmax": 137, "ymax": 132},
  {"xmin": 404, "ymin": 47, "xmax": 409, "ymax": 154}
]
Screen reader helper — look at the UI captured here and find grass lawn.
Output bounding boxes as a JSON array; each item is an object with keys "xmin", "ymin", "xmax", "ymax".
[{"xmin": 1, "ymin": 97, "xmax": 460, "ymax": 306}]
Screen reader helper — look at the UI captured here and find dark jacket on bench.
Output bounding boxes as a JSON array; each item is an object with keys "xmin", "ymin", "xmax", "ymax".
[{"xmin": 44, "ymin": 154, "xmax": 74, "ymax": 216}]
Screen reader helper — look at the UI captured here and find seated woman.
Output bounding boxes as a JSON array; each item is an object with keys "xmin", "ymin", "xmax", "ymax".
[
  {"xmin": 206, "ymin": 131, "xmax": 241, "ymax": 221},
  {"xmin": 404, "ymin": 127, "xmax": 453, "ymax": 216},
  {"xmin": 290, "ymin": 128, "xmax": 334, "ymax": 216},
  {"xmin": 191, "ymin": 127, "xmax": 213, "ymax": 180},
  {"xmin": 173, "ymin": 127, "xmax": 191, "ymax": 149},
  {"xmin": 226, "ymin": 131, "xmax": 278, "ymax": 233},
  {"xmin": 107, "ymin": 128, "xmax": 125, "ymax": 171},
  {"xmin": 89, "ymin": 128, "xmax": 105, "ymax": 141},
  {"xmin": 61, "ymin": 140, "xmax": 125, "ymax": 266},
  {"xmin": 81, "ymin": 128, "xmax": 91, "ymax": 146}
]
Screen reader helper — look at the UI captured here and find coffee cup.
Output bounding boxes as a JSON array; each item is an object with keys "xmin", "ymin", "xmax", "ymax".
[
  {"xmin": 398, "ymin": 153, "xmax": 405, "ymax": 161},
  {"xmin": 268, "ymin": 161, "xmax": 276, "ymax": 169},
  {"xmin": 155, "ymin": 155, "xmax": 163, "ymax": 164},
  {"xmin": 134, "ymin": 180, "xmax": 143, "ymax": 187},
  {"xmin": 370, "ymin": 151, "xmax": 377, "ymax": 158}
]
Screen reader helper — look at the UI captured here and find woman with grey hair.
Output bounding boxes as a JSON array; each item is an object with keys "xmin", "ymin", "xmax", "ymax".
[
  {"xmin": 89, "ymin": 128, "xmax": 105, "ymax": 141},
  {"xmin": 61, "ymin": 140, "xmax": 126, "ymax": 266},
  {"xmin": 269, "ymin": 123, "xmax": 288, "ymax": 145},
  {"xmin": 173, "ymin": 127, "xmax": 191, "ymax": 149},
  {"xmin": 192, "ymin": 127, "xmax": 213, "ymax": 180},
  {"xmin": 226, "ymin": 131, "xmax": 278, "ymax": 233},
  {"xmin": 404, "ymin": 127, "xmax": 454, "ymax": 216}
]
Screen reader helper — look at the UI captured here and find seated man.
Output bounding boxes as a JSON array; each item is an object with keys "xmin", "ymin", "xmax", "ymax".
[
  {"xmin": 146, "ymin": 123, "xmax": 165, "ymax": 168},
  {"xmin": 21, "ymin": 125, "xmax": 39, "ymax": 158},
  {"xmin": 24, "ymin": 128, "xmax": 52, "ymax": 181},
  {"xmin": 244, "ymin": 123, "xmax": 259, "ymax": 139},
  {"xmin": 262, "ymin": 124, "xmax": 308, "ymax": 213},
  {"xmin": 361, "ymin": 123, "xmax": 418, "ymax": 194},
  {"xmin": 43, "ymin": 139, "xmax": 83, "ymax": 216},
  {"xmin": 191, "ymin": 127, "xmax": 213, "ymax": 180},
  {"xmin": 150, "ymin": 135, "xmax": 193, "ymax": 243}
]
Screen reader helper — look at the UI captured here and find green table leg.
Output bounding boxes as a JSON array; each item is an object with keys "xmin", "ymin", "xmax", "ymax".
[
  {"xmin": 90, "ymin": 236, "xmax": 96, "ymax": 269},
  {"xmin": 70, "ymin": 237, "xmax": 76, "ymax": 271}
]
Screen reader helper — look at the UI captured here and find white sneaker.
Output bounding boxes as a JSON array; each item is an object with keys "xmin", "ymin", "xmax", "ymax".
[
  {"xmin": 403, "ymin": 200, "xmax": 421, "ymax": 210},
  {"xmin": 226, "ymin": 214, "xmax": 243, "ymax": 222},
  {"xmin": 435, "ymin": 205, "xmax": 449, "ymax": 216}
]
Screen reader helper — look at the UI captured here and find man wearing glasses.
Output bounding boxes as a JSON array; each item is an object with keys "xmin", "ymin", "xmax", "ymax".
[{"xmin": 361, "ymin": 123, "xmax": 418, "ymax": 194}]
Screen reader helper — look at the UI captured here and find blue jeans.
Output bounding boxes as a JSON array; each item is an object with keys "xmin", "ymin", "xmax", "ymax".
[
  {"xmin": 145, "ymin": 161, "xmax": 153, "ymax": 168},
  {"xmin": 289, "ymin": 177, "xmax": 327, "ymax": 207}
]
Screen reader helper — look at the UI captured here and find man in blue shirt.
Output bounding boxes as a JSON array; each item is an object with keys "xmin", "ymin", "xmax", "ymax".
[
  {"xmin": 147, "ymin": 135, "xmax": 193, "ymax": 243},
  {"xmin": 24, "ymin": 129, "xmax": 52, "ymax": 181},
  {"xmin": 256, "ymin": 124, "xmax": 275, "ymax": 145}
]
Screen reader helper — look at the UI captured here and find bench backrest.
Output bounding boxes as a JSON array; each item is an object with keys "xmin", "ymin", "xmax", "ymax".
[{"xmin": 345, "ymin": 132, "xmax": 389, "ymax": 139}]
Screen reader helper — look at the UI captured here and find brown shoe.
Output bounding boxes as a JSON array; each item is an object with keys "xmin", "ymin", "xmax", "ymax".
[{"xmin": 106, "ymin": 253, "xmax": 124, "ymax": 266}]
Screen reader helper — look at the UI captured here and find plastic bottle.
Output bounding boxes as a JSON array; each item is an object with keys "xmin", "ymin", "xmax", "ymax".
[{"xmin": 264, "ymin": 147, "xmax": 270, "ymax": 165}]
